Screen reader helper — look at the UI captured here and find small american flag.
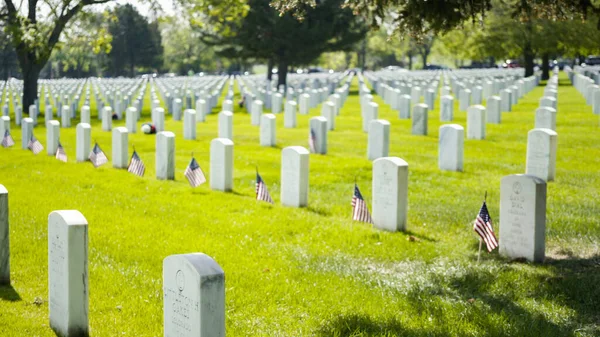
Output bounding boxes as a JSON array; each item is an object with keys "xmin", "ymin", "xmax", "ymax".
[
  {"xmin": 256, "ymin": 172, "xmax": 273, "ymax": 203},
  {"xmin": 55, "ymin": 141, "xmax": 67, "ymax": 162},
  {"xmin": 184, "ymin": 157, "xmax": 206, "ymax": 187},
  {"xmin": 473, "ymin": 201, "xmax": 498, "ymax": 252},
  {"xmin": 28, "ymin": 135, "xmax": 44, "ymax": 154},
  {"xmin": 127, "ymin": 151, "xmax": 145, "ymax": 177},
  {"xmin": 89, "ymin": 143, "xmax": 108, "ymax": 167},
  {"xmin": 352, "ymin": 184, "xmax": 372, "ymax": 223},
  {"xmin": 1, "ymin": 130, "xmax": 14, "ymax": 147},
  {"xmin": 308, "ymin": 128, "xmax": 317, "ymax": 153}
]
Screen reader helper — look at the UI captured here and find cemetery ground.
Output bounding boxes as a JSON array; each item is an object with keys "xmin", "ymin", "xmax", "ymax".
[{"xmin": 0, "ymin": 73, "xmax": 599, "ymax": 336}]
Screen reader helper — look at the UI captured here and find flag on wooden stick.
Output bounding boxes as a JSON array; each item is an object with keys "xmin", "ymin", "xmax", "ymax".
[
  {"xmin": 55, "ymin": 141, "xmax": 67, "ymax": 162},
  {"xmin": 127, "ymin": 150, "xmax": 145, "ymax": 177},
  {"xmin": 28, "ymin": 135, "xmax": 43, "ymax": 154},
  {"xmin": 256, "ymin": 172, "xmax": 274, "ymax": 204},
  {"xmin": 89, "ymin": 143, "xmax": 108, "ymax": 167},
  {"xmin": 352, "ymin": 184, "xmax": 372, "ymax": 223},
  {"xmin": 184, "ymin": 157, "xmax": 206, "ymax": 187},
  {"xmin": 474, "ymin": 201, "xmax": 498, "ymax": 252},
  {"xmin": 1, "ymin": 130, "xmax": 14, "ymax": 148}
]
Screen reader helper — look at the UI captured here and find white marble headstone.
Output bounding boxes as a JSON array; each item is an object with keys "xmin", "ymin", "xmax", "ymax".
[
  {"xmin": 163, "ymin": 253, "xmax": 225, "ymax": 337},
  {"xmin": 48, "ymin": 210, "xmax": 88, "ymax": 337},
  {"xmin": 487, "ymin": 95, "xmax": 502, "ymax": 124},
  {"xmin": 76, "ymin": 123, "xmax": 91, "ymax": 162},
  {"xmin": 156, "ymin": 131, "xmax": 175, "ymax": 180},
  {"xmin": 184, "ymin": 109, "xmax": 197, "ymax": 140},
  {"xmin": 260, "ymin": 114, "xmax": 276, "ymax": 147},
  {"xmin": 321, "ymin": 101, "xmax": 336, "ymax": 131},
  {"xmin": 368, "ymin": 119, "xmax": 390, "ymax": 161},
  {"xmin": 440, "ymin": 95, "xmax": 454, "ymax": 122},
  {"xmin": 218, "ymin": 111, "xmax": 233, "ymax": 140},
  {"xmin": 251, "ymin": 100, "xmax": 263, "ymax": 126},
  {"xmin": 210, "ymin": 138, "xmax": 234, "ymax": 192},
  {"xmin": 21, "ymin": 117, "xmax": 34, "ymax": 149},
  {"xmin": 372, "ymin": 157, "xmax": 409, "ymax": 232},
  {"xmin": 412, "ymin": 104, "xmax": 428, "ymax": 136},
  {"xmin": 46, "ymin": 120, "xmax": 60, "ymax": 156},
  {"xmin": 534, "ymin": 107, "xmax": 556, "ymax": 130},
  {"xmin": 0, "ymin": 185, "xmax": 8, "ymax": 285},
  {"xmin": 526, "ymin": 128, "xmax": 557, "ymax": 182},
  {"xmin": 500, "ymin": 174, "xmax": 546, "ymax": 262},
  {"xmin": 309, "ymin": 117, "xmax": 327, "ymax": 155},
  {"xmin": 126, "ymin": 107, "xmax": 137, "ymax": 133},
  {"xmin": 467, "ymin": 105, "xmax": 486, "ymax": 140},
  {"xmin": 399, "ymin": 94, "xmax": 411, "ymax": 119},
  {"xmin": 281, "ymin": 146, "xmax": 309, "ymax": 207},
  {"xmin": 112, "ymin": 127, "xmax": 129, "ymax": 169},
  {"xmin": 284, "ymin": 101, "xmax": 297, "ymax": 128},
  {"xmin": 439, "ymin": 124, "xmax": 464, "ymax": 172},
  {"xmin": 102, "ymin": 107, "xmax": 112, "ymax": 131}
]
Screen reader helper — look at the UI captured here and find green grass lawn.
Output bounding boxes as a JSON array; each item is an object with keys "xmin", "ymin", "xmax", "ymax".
[{"xmin": 0, "ymin": 72, "xmax": 599, "ymax": 336}]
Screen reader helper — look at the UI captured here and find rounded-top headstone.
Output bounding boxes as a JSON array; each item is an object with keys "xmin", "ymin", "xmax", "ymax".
[{"xmin": 372, "ymin": 157, "xmax": 409, "ymax": 232}]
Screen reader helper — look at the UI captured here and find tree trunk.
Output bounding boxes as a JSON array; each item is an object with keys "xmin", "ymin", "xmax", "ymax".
[
  {"xmin": 541, "ymin": 53, "xmax": 550, "ymax": 80},
  {"xmin": 421, "ymin": 53, "xmax": 428, "ymax": 69},
  {"xmin": 277, "ymin": 59, "xmax": 288, "ymax": 90},
  {"xmin": 267, "ymin": 59, "xmax": 273, "ymax": 80},
  {"xmin": 22, "ymin": 64, "xmax": 40, "ymax": 112},
  {"xmin": 523, "ymin": 41, "xmax": 534, "ymax": 77},
  {"xmin": 407, "ymin": 54, "xmax": 413, "ymax": 70}
]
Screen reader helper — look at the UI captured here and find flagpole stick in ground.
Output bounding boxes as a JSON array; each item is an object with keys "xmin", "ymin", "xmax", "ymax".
[{"xmin": 477, "ymin": 191, "xmax": 487, "ymax": 263}]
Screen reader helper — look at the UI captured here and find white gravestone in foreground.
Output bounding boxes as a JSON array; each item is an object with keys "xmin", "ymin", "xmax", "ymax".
[
  {"xmin": 368, "ymin": 119, "xmax": 390, "ymax": 161},
  {"xmin": 62, "ymin": 106, "xmax": 71, "ymax": 128},
  {"xmin": 467, "ymin": 105, "xmax": 486, "ymax": 140},
  {"xmin": 372, "ymin": 157, "xmax": 408, "ymax": 232},
  {"xmin": 440, "ymin": 95, "xmax": 454, "ymax": 122},
  {"xmin": 102, "ymin": 107, "xmax": 112, "ymax": 131},
  {"xmin": 534, "ymin": 107, "xmax": 556, "ymax": 131},
  {"xmin": 251, "ymin": 100, "xmax": 263, "ymax": 126},
  {"xmin": 0, "ymin": 185, "xmax": 9, "ymax": 285},
  {"xmin": 309, "ymin": 117, "xmax": 327, "ymax": 155},
  {"xmin": 21, "ymin": 117, "xmax": 34, "ymax": 150},
  {"xmin": 112, "ymin": 127, "xmax": 129, "ymax": 169},
  {"xmin": 439, "ymin": 124, "xmax": 464, "ymax": 172},
  {"xmin": 46, "ymin": 120, "xmax": 60, "ymax": 156},
  {"xmin": 155, "ymin": 107, "xmax": 166, "ymax": 132},
  {"xmin": 321, "ymin": 101, "xmax": 336, "ymax": 131},
  {"xmin": 281, "ymin": 146, "xmax": 309, "ymax": 207},
  {"xmin": 284, "ymin": 101, "xmax": 297, "ymax": 128},
  {"xmin": 363, "ymin": 102, "xmax": 378, "ymax": 133},
  {"xmin": 219, "ymin": 111, "xmax": 233, "ymax": 140},
  {"xmin": 163, "ymin": 253, "xmax": 225, "ymax": 337},
  {"xmin": 48, "ymin": 210, "xmax": 88, "ymax": 337},
  {"xmin": 76, "ymin": 123, "xmax": 91, "ymax": 162},
  {"xmin": 126, "ymin": 107, "xmax": 137, "ymax": 134},
  {"xmin": 260, "ymin": 114, "xmax": 276, "ymax": 147},
  {"xmin": 210, "ymin": 138, "xmax": 234, "ymax": 192},
  {"xmin": 500, "ymin": 174, "xmax": 546, "ymax": 262},
  {"xmin": 399, "ymin": 94, "xmax": 411, "ymax": 119},
  {"xmin": 487, "ymin": 96, "xmax": 502, "ymax": 124},
  {"xmin": 80, "ymin": 106, "xmax": 90, "ymax": 125},
  {"xmin": 412, "ymin": 104, "xmax": 428, "ymax": 136},
  {"xmin": 526, "ymin": 128, "xmax": 557, "ymax": 182},
  {"xmin": 156, "ymin": 131, "xmax": 175, "ymax": 180},
  {"xmin": 184, "ymin": 109, "xmax": 197, "ymax": 140}
]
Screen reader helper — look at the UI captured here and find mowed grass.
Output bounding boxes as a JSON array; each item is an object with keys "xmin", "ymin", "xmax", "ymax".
[{"xmin": 0, "ymin": 72, "xmax": 599, "ymax": 336}]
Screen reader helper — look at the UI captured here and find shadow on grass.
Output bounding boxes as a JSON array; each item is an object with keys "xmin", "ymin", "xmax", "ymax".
[
  {"xmin": 317, "ymin": 314, "xmax": 444, "ymax": 337},
  {"xmin": 0, "ymin": 283, "xmax": 22, "ymax": 302},
  {"xmin": 404, "ymin": 230, "xmax": 437, "ymax": 243},
  {"xmin": 306, "ymin": 206, "xmax": 331, "ymax": 216},
  {"xmin": 419, "ymin": 254, "xmax": 600, "ymax": 335}
]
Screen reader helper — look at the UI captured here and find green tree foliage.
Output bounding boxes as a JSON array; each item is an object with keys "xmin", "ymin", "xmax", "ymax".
[
  {"xmin": 43, "ymin": 11, "xmax": 112, "ymax": 78},
  {"xmin": 160, "ymin": 17, "xmax": 226, "ymax": 75},
  {"xmin": 0, "ymin": 0, "xmax": 124, "ymax": 109},
  {"xmin": 272, "ymin": 0, "xmax": 600, "ymax": 40},
  {"xmin": 106, "ymin": 4, "xmax": 163, "ymax": 77},
  {"xmin": 197, "ymin": 0, "xmax": 367, "ymax": 86}
]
